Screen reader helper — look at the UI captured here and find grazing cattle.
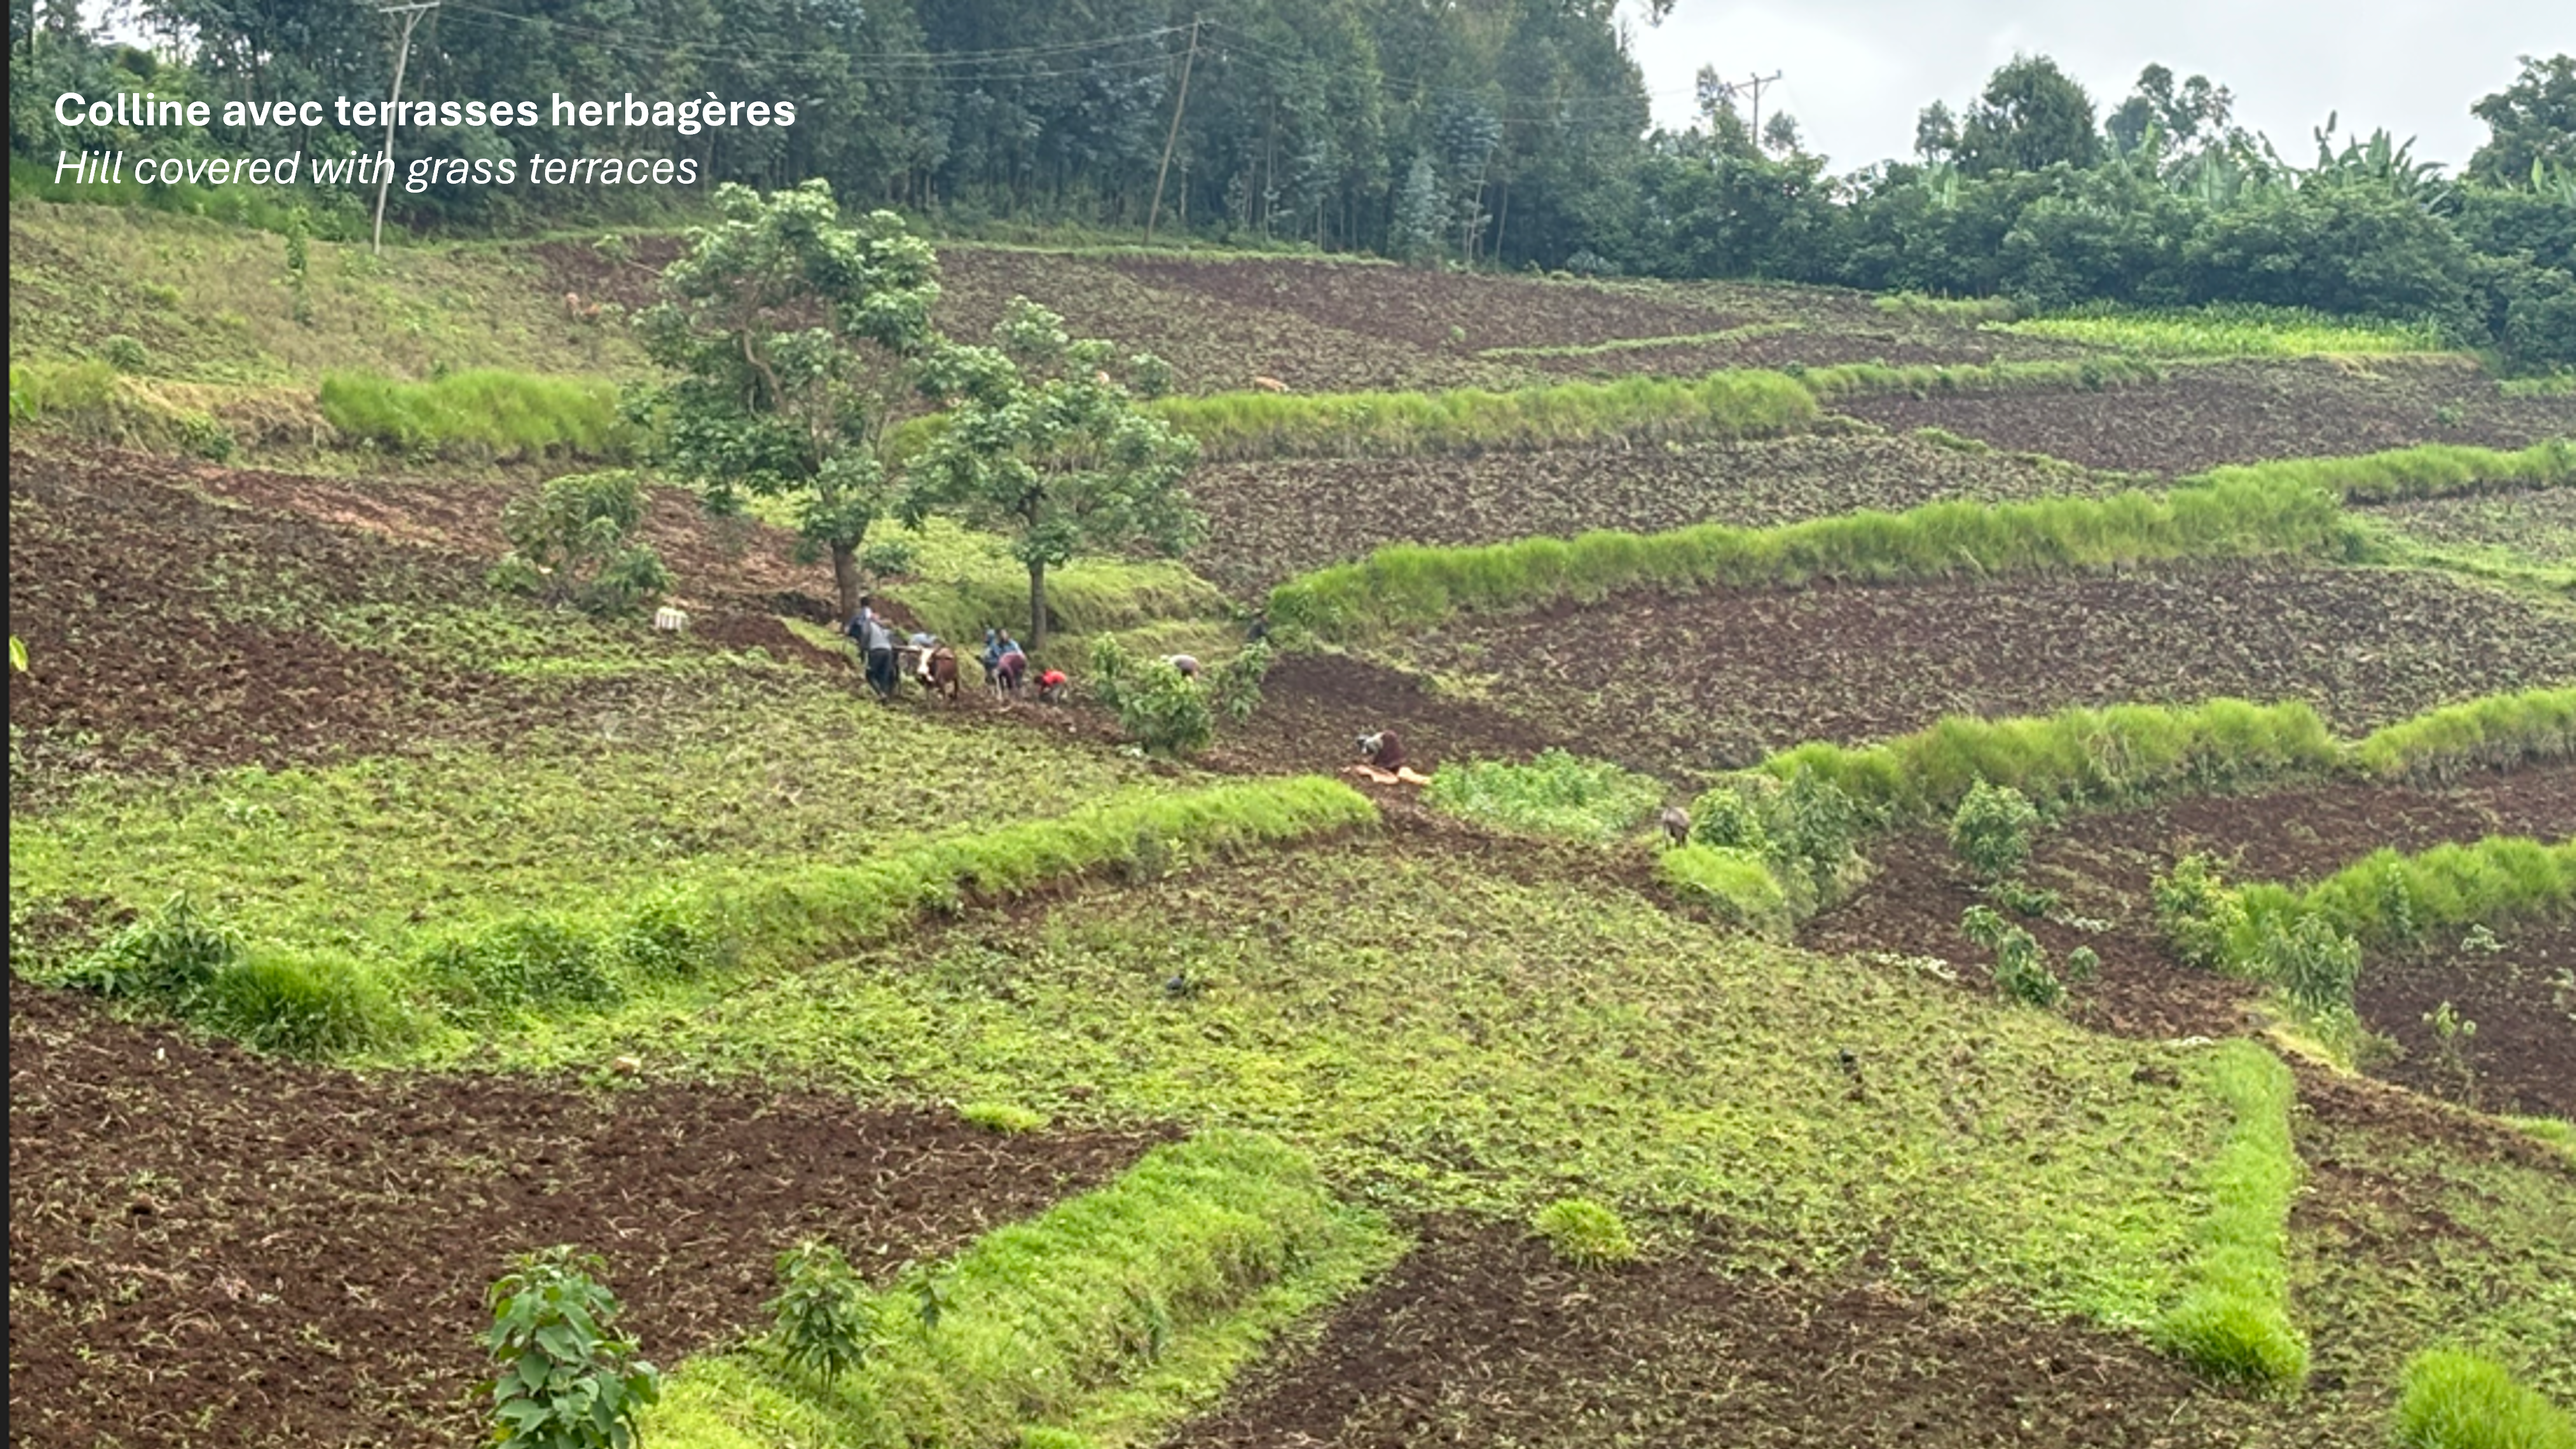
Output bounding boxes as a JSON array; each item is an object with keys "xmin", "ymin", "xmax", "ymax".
[{"xmin": 1252, "ymin": 375, "xmax": 1289, "ymax": 393}]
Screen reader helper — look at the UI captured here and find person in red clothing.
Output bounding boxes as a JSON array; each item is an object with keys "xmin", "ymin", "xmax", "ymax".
[{"xmin": 1036, "ymin": 668, "xmax": 1070, "ymax": 703}]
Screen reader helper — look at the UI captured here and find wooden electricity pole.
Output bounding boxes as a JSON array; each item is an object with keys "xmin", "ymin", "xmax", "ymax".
[
  {"xmin": 1739, "ymin": 70, "xmax": 1782, "ymax": 139},
  {"xmin": 372, "ymin": 0, "xmax": 439, "ymax": 256},
  {"xmin": 1144, "ymin": 17, "xmax": 1200, "ymax": 244}
]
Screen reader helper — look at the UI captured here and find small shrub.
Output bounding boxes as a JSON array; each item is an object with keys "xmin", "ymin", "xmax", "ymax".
[
  {"xmin": 2153, "ymin": 852, "xmax": 2245, "ymax": 971},
  {"xmin": 1950, "ymin": 780, "xmax": 2039, "ymax": 882},
  {"xmin": 1971, "ymin": 910, "xmax": 2064, "ymax": 1008},
  {"xmin": 101, "ymin": 334, "xmax": 150, "ymax": 373},
  {"xmin": 489, "ymin": 470, "xmax": 672, "ymax": 616},
  {"xmin": 176, "ymin": 412, "xmax": 234, "ymax": 462},
  {"xmin": 2423, "ymin": 1001, "xmax": 2479, "ymax": 1105},
  {"xmin": 1089, "ymin": 637, "xmax": 1211, "ymax": 755},
  {"xmin": 2256, "ymin": 914, "xmax": 2362, "ymax": 1019},
  {"xmin": 959, "ymin": 1101, "xmax": 1050, "ymax": 1135},
  {"xmin": 2393, "ymin": 1348, "xmax": 2576, "ymax": 1449},
  {"xmin": 1532, "ymin": 1197, "xmax": 1638, "ymax": 1267},
  {"xmin": 1688, "ymin": 776, "xmax": 1775, "ymax": 854},
  {"xmin": 1990, "ymin": 878, "xmax": 2061, "ymax": 919},
  {"xmin": 2064, "ymin": 946, "xmax": 2101, "ymax": 983},
  {"xmin": 1686, "ymin": 768, "xmax": 1864, "ymax": 919},
  {"xmin": 766, "ymin": 1239, "xmax": 874, "ymax": 1387},
  {"xmin": 75, "ymin": 893, "xmax": 238, "ymax": 1004},
  {"xmin": 1205, "ymin": 641, "xmax": 1273, "ymax": 724},
  {"xmin": 482, "ymin": 1246, "xmax": 659, "ymax": 1449}
]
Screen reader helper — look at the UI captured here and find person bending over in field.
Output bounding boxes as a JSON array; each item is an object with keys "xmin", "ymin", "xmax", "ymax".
[
  {"xmin": 994, "ymin": 635, "xmax": 1029, "ymax": 696},
  {"xmin": 1356, "ymin": 729, "xmax": 1406, "ymax": 773},
  {"xmin": 1036, "ymin": 668, "xmax": 1070, "ymax": 704},
  {"xmin": 980, "ymin": 627, "xmax": 1004, "ymax": 687},
  {"xmin": 848, "ymin": 612, "xmax": 899, "ymax": 702},
  {"xmin": 1166, "ymin": 653, "xmax": 1201, "ymax": 680}
]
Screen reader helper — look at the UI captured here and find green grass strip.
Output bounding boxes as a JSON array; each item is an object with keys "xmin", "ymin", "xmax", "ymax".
[
  {"xmin": 722, "ymin": 775, "xmax": 1375, "ymax": 966},
  {"xmin": 646, "ymin": 1130, "xmax": 1402, "ymax": 1449},
  {"xmin": 1999, "ymin": 303, "xmax": 2447, "ymax": 358},
  {"xmin": 1268, "ymin": 474, "xmax": 2344, "ymax": 640},
  {"xmin": 2231, "ymin": 835, "xmax": 2576, "ymax": 965},
  {"xmin": 2191, "ymin": 440, "xmax": 2574, "ymax": 506},
  {"xmin": 2152, "ymin": 1039, "xmax": 2308, "ymax": 1392},
  {"xmin": 1149, "ymin": 367, "xmax": 1819, "ymax": 461},
  {"xmin": 1473, "ymin": 321, "xmax": 1800, "ymax": 360},
  {"xmin": 1797, "ymin": 355, "xmax": 2166, "ymax": 396},
  {"xmin": 2393, "ymin": 1348, "xmax": 2576, "ymax": 1449},
  {"xmin": 2354, "ymin": 687, "xmax": 2576, "ymax": 785},
  {"xmin": 317, "ymin": 366, "xmax": 637, "ymax": 460}
]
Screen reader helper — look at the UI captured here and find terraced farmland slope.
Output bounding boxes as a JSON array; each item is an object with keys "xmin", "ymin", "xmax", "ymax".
[{"xmin": 11, "ymin": 211, "xmax": 2575, "ymax": 1449}]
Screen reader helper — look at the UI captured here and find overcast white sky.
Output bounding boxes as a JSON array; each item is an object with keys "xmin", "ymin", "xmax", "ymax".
[{"xmin": 1619, "ymin": 0, "xmax": 2576, "ymax": 173}]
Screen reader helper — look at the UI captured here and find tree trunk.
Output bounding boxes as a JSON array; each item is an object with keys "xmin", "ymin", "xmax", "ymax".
[
  {"xmin": 832, "ymin": 541, "xmax": 865, "ymax": 622},
  {"xmin": 1026, "ymin": 559, "xmax": 1049, "ymax": 655}
]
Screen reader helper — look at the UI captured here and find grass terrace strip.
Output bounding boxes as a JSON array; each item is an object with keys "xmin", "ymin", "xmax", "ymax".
[
  {"xmin": 2393, "ymin": 1349, "xmax": 2576, "ymax": 1449},
  {"xmin": 2354, "ymin": 687, "xmax": 2576, "ymax": 785},
  {"xmin": 1999, "ymin": 303, "xmax": 2450, "ymax": 358},
  {"xmin": 646, "ymin": 1130, "xmax": 1401, "ymax": 1449},
  {"xmin": 1472, "ymin": 321, "xmax": 1802, "ymax": 360},
  {"xmin": 2190, "ymin": 440, "xmax": 2574, "ymax": 505},
  {"xmin": 2151, "ymin": 1040, "xmax": 2307, "ymax": 1391},
  {"xmin": 1147, "ymin": 368, "xmax": 1819, "ymax": 461},
  {"xmin": 2229, "ymin": 835, "xmax": 2576, "ymax": 968},
  {"xmin": 1796, "ymin": 355, "xmax": 2166, "ymax": 397},
  {"xmin": 1269, "ymin": 475, "xmax": 2345, "ymax": 641},
  {"xmin": 317, "ymin": 366, "xmax": 636, "ymax": 460}
]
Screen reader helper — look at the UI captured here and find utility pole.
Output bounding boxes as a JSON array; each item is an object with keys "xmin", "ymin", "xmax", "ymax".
[
  {"xmin": 1144, "ymin": 17, "xmax": 1200, "ymax": 245},
  {"xmin": 371, "ymin": 0, "xmax": 438, "ymax": 256},
  {"xmin": 1738, "ymin": 70, "xmax": 1782, "ymax": 140}
]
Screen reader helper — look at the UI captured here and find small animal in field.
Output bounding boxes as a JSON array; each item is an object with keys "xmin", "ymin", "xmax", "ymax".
[
  {"xmin": 1660, "ymin": 806, "xmax": 1691, "ymax": 846},
  {"xmin": 1251, "ymin": 375, "xmax": 1289, "ymax": 393}
]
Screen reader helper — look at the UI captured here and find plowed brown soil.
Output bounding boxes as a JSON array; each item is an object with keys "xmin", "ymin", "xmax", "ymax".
[
  {"xmin": 1167, "ymin": 1221, "xmax": 2298, "ymax": 1449},
  {"xmin": 1835, "ymin": 358, "xmax": 2575, "ymax": 475},
  {"xmin": 1409, "ymin": 560, "xmax": 2576, "ymax": 777},
  {"xmin": 5, "ymin": 979, "xmax": 1156, "ymax": 1449},
  {"xmin": 2359, "ymin": 916, "xmax": 2576, "ymax": 1120}
]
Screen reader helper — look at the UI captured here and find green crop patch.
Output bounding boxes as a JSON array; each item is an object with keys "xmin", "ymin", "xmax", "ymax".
[
  {"xmin": 1999, "ymin": 303, "xmax": 2451, "ymax": 358},
  {"xmin": 2150, "ymin": 1041, "xmax": 2307, "ymax": 1390},
  {"xmin": 1424, "ymin": 749, "xmax": 1667, "ymax": 842},
  {"xmin": 2395, "ymin": 1350, "xmax": 2576, "ymax": 1449},
  {"xmin": 486, "ymin": 841, "xmax": 2240, "ymax": 1330}
]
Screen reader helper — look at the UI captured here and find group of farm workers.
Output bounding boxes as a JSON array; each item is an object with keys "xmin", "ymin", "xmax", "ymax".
[{"xmin": 842, "ymin": 596, "xmax": 1068, "ymax": 704}]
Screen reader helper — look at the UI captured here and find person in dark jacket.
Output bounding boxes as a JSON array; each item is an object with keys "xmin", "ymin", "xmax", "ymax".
[
  {"xmin": 1356, "ymin": 729, "xmax": 1406, "ymax": 773},
  {"xmin": 994, "ymin": 635, "xmax": 1029, "ymax": 695},
  {"xmin": 848, "ymin": 611, "xmax": 899, "ymax": 701}
]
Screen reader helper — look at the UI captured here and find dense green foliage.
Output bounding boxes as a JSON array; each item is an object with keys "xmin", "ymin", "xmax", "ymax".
[
  {"xmin": 15, "ymin": 4, "xmax": 2566, "ymax": 362},
  {"xmin": 2233, "ymin": 836, "xmax": 2576, "ymax": 970},
  {"xmin": 1269, "ymin": 472, "xmax": 2347, "ymax": 640},
  {"xmin": 2395, "ymin": 1349, "xmax": 2576, "ymax": 1449},
  {"xmin": 634, "ymin": 181, "xmax": 941, "ymax": 619},
  {"xmin": 1950, "ymin": 780, "xmax": 2040, "ymax": 882},
  {"xmin": 2152, "ymin": 1041, "xmax": 2308, "ymax": 1391},
  {"xmin": 648, "ymin": 1131, "xmax": 1397, "ymax": 1448},
  {"xmin": 905, "ymin": 297, "xmax": 1199, "ymax": 650}
]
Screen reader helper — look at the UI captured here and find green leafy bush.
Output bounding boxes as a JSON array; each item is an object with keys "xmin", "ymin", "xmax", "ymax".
[
  {"xmin": 1088, "ymin": 637, "xmax": 1212, "ymax": 755},
  {"xmin": 1205, "ymin": 642, "xmax": 1273, "ymax": 724},
  {"xmin": 1425, "ymin": 749, "xmax": 1665, "ymax": 842},
  {"xmin": 2395, "ymin": 1349, "xmax": 2576, "ymax": 1449},
  {"xmin": 1950, "ymin": 780, "xmax": 2040, "ymax": 882},
  {"xmin": 489, "ymin": 471, "xmax": 673, "ymax": 617},
  {"xmin": 2153, "ymin": 853, "xmax": 2246, "ymax": 971},
  {"xmin": 483, "ymin": 1246, "xmax": 660, "ymax": 1449},
  {"xmin": 74, "ymin": 893, "xmax": 239, "ymax": 1004},
  {"xmin": 2255, "ymin": 914, "xmax": 2363, "ymax": 1019},
  {"xmin": 766, "ymin": 1239, "xmax": 874, "ymax": 1388},
  {"xmin": 1532, "ymin": 1197, "xmax": 1639, "ymax": 1267},
  {"xmin": 1962, "ymin": 905, "xmax": 2064, "ymax": 1008},
  {"xmin": 858, "ymin": 537, "xmax": 918, "ymax": 578},
  {"xmin": 1684, "ymin": 769, "xmax": 1864, "ymax": 920},
  {"xmin": 100, "ymin": 334, "xmax": 150, "ymax": 372}
]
